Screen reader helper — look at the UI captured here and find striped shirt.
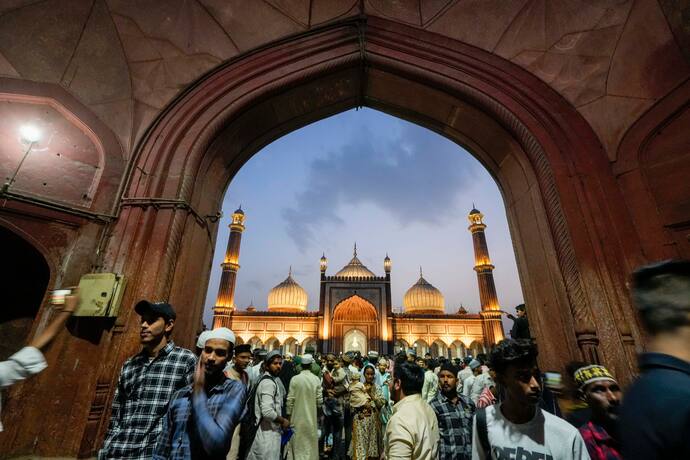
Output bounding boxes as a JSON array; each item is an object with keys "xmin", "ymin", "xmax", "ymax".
[
  {"xmin": 153, "ymin": 377, "xmax": 247, "ymax": 459},
  {"xmin": 99, "ymin": 342, "xmax": 196, "ymax": 460}
]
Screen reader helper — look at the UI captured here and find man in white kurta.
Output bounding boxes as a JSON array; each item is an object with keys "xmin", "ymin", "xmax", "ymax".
[
  {"xmin": 247, "ymin": 351, "xmax": 288, "ymax": 460},
  {"xmin": 286, "ymin": 354, "xmax": 323, "ymax": 460}
]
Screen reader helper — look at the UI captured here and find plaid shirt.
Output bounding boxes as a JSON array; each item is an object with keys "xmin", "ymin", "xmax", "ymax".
[
  {"xmin": 153, "ymin": 377, "xmax": 247, "ymax": 460},
  {"xmin": 99, "ymin": 342, "xmax": 196, "ymax": 460},
  {"xmin": 429, "ymin": 391, "xmax": 475, "ymax": 460},
  {"xmin": 579, "ymin": 421, "xmax": 622, "ymax": 460}
]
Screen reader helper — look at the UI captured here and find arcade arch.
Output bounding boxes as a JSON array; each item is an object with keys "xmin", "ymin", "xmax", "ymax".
[
  {"xmin": 283, "ymin": 337, "xmax": 299, "ymax": 356},
  {"xmin": 450, "ymin": 340, "xmax": 467, "ymax": 359},
  {"xmin": 264, "ymin": 337, "xmax": 280, "ymax": 352},
  {"xmin": 413, "ymin": 339, "xmax": 429, "ymax": 357}
]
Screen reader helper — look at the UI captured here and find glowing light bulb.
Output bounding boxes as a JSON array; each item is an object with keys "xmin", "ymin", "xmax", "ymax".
[{"xmin": 19, "ymin": 125, "xmax": 41, "ymax": 143}]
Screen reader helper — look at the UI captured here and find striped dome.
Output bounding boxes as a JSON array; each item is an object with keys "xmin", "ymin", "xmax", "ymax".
[
  {"xmin": 267, "ymin": 270, "xmax": 308, "ymax": 312},
  {"xmin": 403, "ymin": 272, "xmax": 445, "ymax": 314}
]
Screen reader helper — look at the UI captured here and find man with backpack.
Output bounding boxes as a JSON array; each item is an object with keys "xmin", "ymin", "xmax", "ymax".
[
  {"xmin": 242, "ymin": 350, "xmax": 288, "ymax": 460},
  {"xmin": 471, "ymin": 339, "xmax": 588, "ymax": 460}
]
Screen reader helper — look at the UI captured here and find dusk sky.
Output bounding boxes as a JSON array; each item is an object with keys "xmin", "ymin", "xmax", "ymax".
[{"xmin": 202, "ymin": 109, "xmax": 524, "ymax": 327}]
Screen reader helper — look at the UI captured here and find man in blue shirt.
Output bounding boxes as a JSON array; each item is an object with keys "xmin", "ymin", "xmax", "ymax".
[
  {"xmin": 620, "ymin": 260, "xmax": 690, "ymax": 460},
  {"xmin": 154, "ymin": 327, "xmax": 246, "ymax": 460}
]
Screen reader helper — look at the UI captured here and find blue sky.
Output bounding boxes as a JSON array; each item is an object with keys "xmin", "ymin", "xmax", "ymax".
[{"xmin": 202, "ymin": 108, "xmax": 523, "ymax": 326}]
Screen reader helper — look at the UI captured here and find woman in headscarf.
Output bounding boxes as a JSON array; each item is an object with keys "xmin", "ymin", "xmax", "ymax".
[
  {"xmin": 348, "ymin": 363, "xmax": 385, "ymax": 460},
  {"xmin": 376, "ymin": 358, "xmax": 393, "ymax": 428}
]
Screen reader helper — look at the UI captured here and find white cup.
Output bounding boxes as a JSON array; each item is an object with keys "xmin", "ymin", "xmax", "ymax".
[{"xmin": 50, "ymin": 289, "xmax": 72, "ymax": 305}]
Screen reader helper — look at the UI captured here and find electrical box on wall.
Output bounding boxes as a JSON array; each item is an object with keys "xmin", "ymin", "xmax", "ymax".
[{"xmin": 74, "ymin": 273, "xmax": 126, "ymax": 317}]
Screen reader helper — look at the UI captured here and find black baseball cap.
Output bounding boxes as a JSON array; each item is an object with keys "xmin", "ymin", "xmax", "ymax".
[{"xmin": 134, "ymin": 300, "xmax": 176, "ymax": 321}]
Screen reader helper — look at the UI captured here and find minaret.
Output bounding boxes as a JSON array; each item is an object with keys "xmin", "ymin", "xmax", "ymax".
[
  {"xmin": 468, "ymin": 206, "xmax": 505, "ymax": 344},
  {"xmin": 213, "ymin": 206, "xmax": 245, "ymax": 328}
]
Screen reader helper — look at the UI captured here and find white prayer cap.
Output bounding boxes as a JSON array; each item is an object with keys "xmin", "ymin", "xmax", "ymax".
[
  {"xmin": 203, "ymin": 327, "xmax": 236, "ymax": 346},
  {"xmin": 196, "ymin": 330, "xmax": 211, "ymax": 349},
  {"xmin": 301, "ymin": 353, "xmax": 314, "ymax": 365}
]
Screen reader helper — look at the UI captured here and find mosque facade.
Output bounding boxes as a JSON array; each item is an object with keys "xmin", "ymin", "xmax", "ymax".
[{"xmin": 212, "ymin": 207, "xmax": 505, "ymax": 357}]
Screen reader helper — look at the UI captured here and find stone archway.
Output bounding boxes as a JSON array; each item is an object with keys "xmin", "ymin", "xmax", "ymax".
[
  {"xmin": 331, "ymin": 295, "xmax": 378, "ymax": 354},
  {"xmin": 77, "ymin": 16, "xmax": 644, "ymax": 454}
]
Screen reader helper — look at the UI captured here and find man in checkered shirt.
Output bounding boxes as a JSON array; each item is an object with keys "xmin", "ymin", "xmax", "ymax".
[
  {"xmin": 98, "ymin": 301, "xmax": 196, "ymax": 460},
  {"xmin": 430, "ymin": 362, "xmax": 476, "ymax": 460}
]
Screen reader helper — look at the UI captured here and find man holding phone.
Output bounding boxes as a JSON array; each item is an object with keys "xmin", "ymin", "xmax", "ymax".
[{"xmin": 99, "ymin": 300, "xmax": 196, "ymax": 460}]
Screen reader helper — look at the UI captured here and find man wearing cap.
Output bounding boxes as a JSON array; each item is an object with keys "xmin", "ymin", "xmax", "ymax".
[
  {"xmin": 154, "ymin": 328, "xmax": 246, "ymax": 459},
  {"xmin": 286, "ymin": 354, "xmax": 323, "ymax": 460},
  {"xmin": 99, "ymin": 301, "xmax": 197, "ymax": 460},
  {"xmin": 245, "ymin": 350, "xmax": 288, "ymax": 460},
  {"xmin": 573, "ymin": 365, "xmax": 622, "ymax": 460}
]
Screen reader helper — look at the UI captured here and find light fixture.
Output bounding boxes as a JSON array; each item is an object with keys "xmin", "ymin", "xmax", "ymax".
[{"xmin": 19, "ymin": 124, "xmax": 42, "ymax": 143}]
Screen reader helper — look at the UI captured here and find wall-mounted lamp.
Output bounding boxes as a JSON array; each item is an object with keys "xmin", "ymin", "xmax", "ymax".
[{"xmin": 3, "ymin": 125, "xmax": 42, "ymax": 194}]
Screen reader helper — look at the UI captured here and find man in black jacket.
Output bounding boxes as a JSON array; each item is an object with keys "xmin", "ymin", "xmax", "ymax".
[
  {"xmin": 620, "ymin": 260, "xmax": 690, "ymax": 460},
  {"xmin": 506, "ymin": 304, "xmax": 531, "ymax": 340}
]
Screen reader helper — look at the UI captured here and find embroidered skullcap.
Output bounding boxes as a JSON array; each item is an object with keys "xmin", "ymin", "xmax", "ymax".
[
  {"xmin": 469, "ymin": 359, "xmax": 481, "ymax": 370},
  {"xmin": 342, "ymin": 351, "xmax": 354, "ymax": 363},
  {"xmin": 204, "ymin": 327, "xmax": 235, "ymax": 346},
  {"xmin": 378, "ymin": 357, "xmax": 388, "ymax": 365},
  {"xmin": 196, "ymin": 330, "xmax": 211, "ymax": 349},
  {"xmin": 265, "ymin": 349, "xmax": 282, "ymax": 363},
  {"xmin": 367, "ymin": 351, "xmax": 379, "ymax": 359},
  {"xmin": 301, "ymin": 353, "xmax": 314, "ymax": 365},
  {"xmin": 574, "ymin": 364, "xmax": 616, "ymax": 389}
]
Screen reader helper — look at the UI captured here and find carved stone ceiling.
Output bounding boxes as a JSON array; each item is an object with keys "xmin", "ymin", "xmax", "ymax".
[{"xmin": 0, "ymin": 0, "xmax": 687, "ymax": 160}]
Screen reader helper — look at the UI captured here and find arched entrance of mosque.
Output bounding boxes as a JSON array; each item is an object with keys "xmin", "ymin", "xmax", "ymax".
[
  {"xmin": 343, "ymin": 328, "xmax": 367, "ymax": 354},
  {"xmin": 74, "ymin": 15, "xmax": 646, "ymax": 456},
  {"xmin": 332, "ymin": 295, "xmax": 378, "ymax": 354},
  {"xmin": 0, "ymin": 225, "xmax": 51, "ymax": 361}
]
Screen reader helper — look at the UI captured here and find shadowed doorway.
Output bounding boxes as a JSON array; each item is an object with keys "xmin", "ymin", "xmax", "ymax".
[{"xmin": 0, "ymin": 226, "xmax": 50, "ymax": 360}]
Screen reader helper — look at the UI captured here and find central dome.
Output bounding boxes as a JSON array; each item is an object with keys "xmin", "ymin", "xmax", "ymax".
[
  {"xmin": 403, "ymin": 270, "xmax": 445, "ymax": 314},
  {"xmin": 267, "ymin": 269, "xmax": 308, "ymax": 312},
  {"xmin": 335, "ymin": 255, "xmax": 376, "ymax": 278},
  {"xmin": 335, "ymin": 244, "xmax": 376, "ymax": 278}
]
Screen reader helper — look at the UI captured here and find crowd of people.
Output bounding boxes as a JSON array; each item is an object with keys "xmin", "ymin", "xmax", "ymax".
[{"xmin": 0, "ymin": 260, "xmax": 689, "ymax": 459}]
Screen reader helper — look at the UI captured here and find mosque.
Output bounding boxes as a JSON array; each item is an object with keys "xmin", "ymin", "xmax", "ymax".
[{"xmin": 212, "ymin": 207, "xmax": 505, "ymax": 357}]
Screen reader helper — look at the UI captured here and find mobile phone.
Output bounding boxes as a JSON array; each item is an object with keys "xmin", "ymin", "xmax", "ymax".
[{"xmin": 50, "ymin": 289, "xmax": 72, "ymax": 305}]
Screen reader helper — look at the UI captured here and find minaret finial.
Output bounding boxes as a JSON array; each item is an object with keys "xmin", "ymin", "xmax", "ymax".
[
  {"xmin": 354, "ymin": 242, "xmax": 357, "ymax": 257},
  {"xmin": 472, "ymin": 202, "xmax": 475, "ymax": 209},
  {"xmin": 239, "ymin": 203, "xmax": 242, "ymax": 210},
  {"xmin": 289, "ymin": 265, "xmax": 292, "ymax": 276},
  {"xmin": 420, "ymin": 266, "xmax": 423, "ymax": 277}
]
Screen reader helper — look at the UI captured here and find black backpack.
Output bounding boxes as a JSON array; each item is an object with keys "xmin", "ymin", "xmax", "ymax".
[{"xmin": 237, "ymin": 375, "xmax": 278, "ymax": 460}]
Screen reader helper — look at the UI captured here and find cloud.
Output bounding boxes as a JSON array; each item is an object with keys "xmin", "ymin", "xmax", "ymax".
[{"xmin": 282, "ymin": 123, "xmax": 478, "ymax": 250}]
